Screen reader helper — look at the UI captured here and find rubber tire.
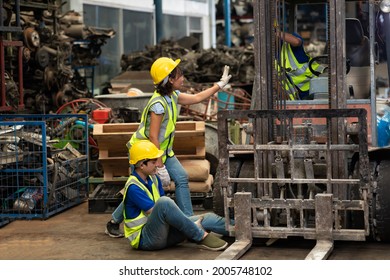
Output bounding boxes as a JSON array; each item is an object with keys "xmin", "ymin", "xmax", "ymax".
[
  {"xmin": 347, "ymin": 153, "xmax": 365, "ymax": 229},
  {"xmin": 213, "ymin": 155, "xmax": 260, "ymax": 216},
  {"xmin": 213, "ymin": 157, "xmax": 245, "ymax": 216},
  {"xmin": 373, "ymin": 159, "xmax": 390, "ymax": 242}
]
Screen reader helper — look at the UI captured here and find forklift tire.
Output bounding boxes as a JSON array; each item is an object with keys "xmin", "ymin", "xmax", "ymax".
[
  {"xmin": 213, "ymin": 157, "xmax": 245, "ymax": 216},
  {"xmin": 373, "ymin": 159, "xmax": 390, "ymax": 242},
  {"xmin": 347, "ymin": 153, "xmax": 365, "ymax": 229}
]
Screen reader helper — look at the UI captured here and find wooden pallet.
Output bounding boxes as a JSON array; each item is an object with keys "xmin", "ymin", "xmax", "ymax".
[{"xmin": 93, "ymin": 121, "xmax": 206, "ymax": 181}]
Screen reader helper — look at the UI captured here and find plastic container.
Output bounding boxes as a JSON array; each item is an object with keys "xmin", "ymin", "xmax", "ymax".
[
  {"xmin": 13, "ymin": 188, "xmax": 42, "ymax": 212},
  {"xmin": 377, "ymin": 108, "xmax": 390, "ymax": 147},
  {"xmin": 92, "ymin": 108, "xmax": 112, "ymax": 124},
  {"xmin": 218, "ymin": 91, "xmax": 235, "ymax": 110}
]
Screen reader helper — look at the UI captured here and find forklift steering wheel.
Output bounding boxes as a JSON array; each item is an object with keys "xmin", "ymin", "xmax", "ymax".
[
  {"xmin": 309, "ymin": 55, "xmax": 351, "ymax": 76},
  {"xmin": 308, "ymin": 55, "xmax": 328, "ymax": 76}
]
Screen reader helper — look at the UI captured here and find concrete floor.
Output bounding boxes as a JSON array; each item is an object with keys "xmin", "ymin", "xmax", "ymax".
[{"xmin": 1, "ymin": 201, "xmax": 390, "ymax": 260}]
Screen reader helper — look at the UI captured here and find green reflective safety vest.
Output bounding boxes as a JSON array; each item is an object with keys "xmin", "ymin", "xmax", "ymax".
[
  {"xmin": 127, "ymin": 91, "xmax": 178, "ymax": 163},
  {"xmin": 280, "ymin": 43, "xmax": 325, "ymax": 99},
  {"xmin": 123, "ymin": 175, "xmax": 160, "ymax": 249}
]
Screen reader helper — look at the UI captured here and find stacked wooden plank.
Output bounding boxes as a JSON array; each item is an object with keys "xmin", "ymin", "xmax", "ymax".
[{"xmin": 92, "ymin": 121, "xmax": 212, "ymax": 193}]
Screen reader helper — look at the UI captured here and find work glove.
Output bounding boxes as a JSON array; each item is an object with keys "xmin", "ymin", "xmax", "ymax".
[
  {"xmin": 156, "ymin": 165, "xmax": 171, "ymax": 188},
  {"xmin": 216, "ymin": 65, "xmax": 232, "ymax": 89}
]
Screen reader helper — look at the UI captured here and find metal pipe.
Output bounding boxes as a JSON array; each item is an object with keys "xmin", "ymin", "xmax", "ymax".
[
  {"xmin": 370, "ymin": 0, "xmax": 377, "ymax": 146},
  {"xmin": 224, "ymin": 0, "xmax": 231, "ymax": 47},
  {"xmin": 275, "ymin": 157, "xmax": 285, "ymax": 187},
  {"xmin": 0, "ymin": 1, "xmax": 3, "ymax": 29},
  {"xmin": 209, "ymin": 0, "xmax": 216, "ymax": 48},
  {"xmin": 0, "ymin": 36, "xmax": 4, "ymax": 108},
  {"xmin": 154, "ymin": 0, "xmax": 163, "ymax": 43},
  {"xmin": 304, "ymin": 159, "xmax": 316, "ymax": 189},
  {"xmin": 384, "ymin": 13, "xmax": 390, "ymax": 99}
]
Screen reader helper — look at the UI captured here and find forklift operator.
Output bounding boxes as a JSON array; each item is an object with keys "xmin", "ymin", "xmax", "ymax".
[{"xmin": 277, "ymin": 30, "xmax": 327, "ymax": 100}]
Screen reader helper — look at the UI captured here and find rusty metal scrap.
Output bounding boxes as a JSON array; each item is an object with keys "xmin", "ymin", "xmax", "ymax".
[
  {"xmin": 1, "ymin": 1, "xmax": 115, "ymax": 113},
  {"xmin": 179, "ymin": 84, "xmax": 251, "ymax": 121},
  {"xmin": 118, "ymin": 38, "xmax": 254, "ymax": 121},
  {"xmin": 120, "ymin": 39, "xmax": 255, "ymax": 85},
  {"xmin": 0, "ymin": 114, "xmax": 89, "ymax": 217}
]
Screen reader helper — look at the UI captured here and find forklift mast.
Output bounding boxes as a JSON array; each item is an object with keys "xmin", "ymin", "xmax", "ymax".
[{"xmin": 214, "ymin": 0, "xmax": 390, "ymax": 260}]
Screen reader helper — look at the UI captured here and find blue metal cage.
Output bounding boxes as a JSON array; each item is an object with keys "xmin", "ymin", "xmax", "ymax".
[{"xmin": 0, "ymin": 114, "xmax": 89, "ymax": 220}]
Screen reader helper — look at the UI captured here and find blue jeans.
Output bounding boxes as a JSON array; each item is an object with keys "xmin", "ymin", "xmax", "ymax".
[
  {"xmin": 190, "ymin": 213, "xmax": 229, "ymax": 237},
  {"xmin": 164, "ymin": 155, "xmax": 193, "ymax": 216},
  {"xmin": 112, "ymin": 200, "xmax": 229, "ymax": 237},
  {"xmin": 138, "ymin": 197, "xmax": 204, "ymax": 250},
  {"xmin": 112, "ymin": 155, "xmax": 193, "ymax": 223}
]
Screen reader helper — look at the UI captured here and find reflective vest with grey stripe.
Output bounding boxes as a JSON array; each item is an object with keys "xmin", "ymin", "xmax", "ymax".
[
  {"xmin": 127, "ymin": 91, "xmax": 178, "ymax": 163},
  {"xmin": 123, "ymin": 175, "xmax": 160, "ymax": 249},
  {"xmin": 280, "ymin": 43, "xmax": 325, "ymax": 97}
]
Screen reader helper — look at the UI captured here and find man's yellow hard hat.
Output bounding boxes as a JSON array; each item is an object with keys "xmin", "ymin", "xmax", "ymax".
[{"xmin": 129, "ymin": 140, "xmax": 164, "ymax": 165}]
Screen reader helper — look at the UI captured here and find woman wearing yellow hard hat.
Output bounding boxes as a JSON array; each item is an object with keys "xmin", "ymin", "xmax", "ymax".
[
  {"xmin": 105, "ymin": 57, "xmax": 231, "ymax": 238},
  {"xmin": 149, "ymin": 57, "xmax": 181, "ymax": 85}
]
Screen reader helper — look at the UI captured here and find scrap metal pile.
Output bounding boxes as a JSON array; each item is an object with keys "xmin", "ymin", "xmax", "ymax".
[
  {"xmin": 119, "ymin": 39, "xmax": 254, "ymax": 121},
  {"xmin": 120, "ymin": 39, "xmax": 255, "ymax": 86},
  {"xmin": 1, "ymin": 0, "xmax": 115, "ymax": 113}
]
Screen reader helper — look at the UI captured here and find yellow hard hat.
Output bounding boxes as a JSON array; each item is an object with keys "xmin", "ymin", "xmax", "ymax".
[
  {"xmin": 129, "ymin": 140, "xmax": 164, "ymax": 165},
  {"xmin": 150, "ymin": 57, "xmax": 181, "ymax": 84}
]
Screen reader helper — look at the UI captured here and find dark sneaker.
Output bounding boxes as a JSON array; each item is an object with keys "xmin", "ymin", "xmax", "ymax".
[
  {"xmin": 105, "ymin": 220, "xmax": 124, "ymax": 238},
  {"xmin": 197, "ymin": 233, "xmax": 228, "ymax": 251}
]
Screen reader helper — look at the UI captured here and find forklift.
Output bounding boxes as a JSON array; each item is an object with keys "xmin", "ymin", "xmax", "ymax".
[{"xmin": 213, "ymin": 0, "xmax": 390, "ymax": 260}]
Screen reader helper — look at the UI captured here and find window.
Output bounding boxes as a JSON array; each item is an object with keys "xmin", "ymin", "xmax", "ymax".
[
  {"xmin": 190, "ymin": 17, "xmax": 201, "ymax": 31},
  {"xmin": 162, "ymin": 15, "xmax": 186, "ymax": 41},
  {"xmin": 189, "ymin": 16, "xmax": 202, "ymax": 49},
  {"xmin": 84, "ymin": 4, "xmax": 121, "ymax": 94},
  {"xmin": 123, "ymin": 10, "xmax": 154, "ymax": 53},
  {"xmin": 82, "ymin": 2, "xmax": 206, "ymax": 94},
  {"xmin": 83, "ymin": 4, "xmax": 154, "ymax": 94}
]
